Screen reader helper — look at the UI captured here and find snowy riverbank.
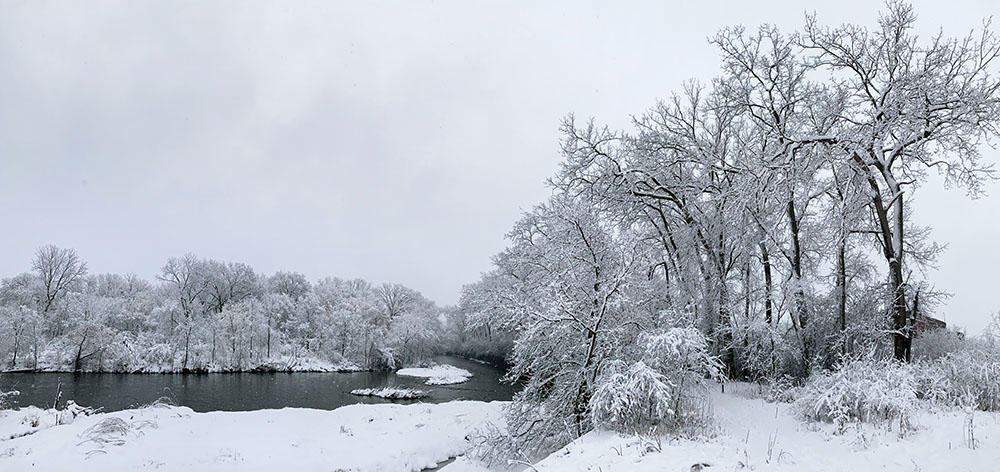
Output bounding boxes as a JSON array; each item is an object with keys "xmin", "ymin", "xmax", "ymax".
[
  {"xmin": 4, "ymin": 356, "xmax": 366, "ymax": 374},
  {"xmin": 0, "ymin": 401, "xmax": 504, "ymax": 471},
  {"xmin": 445, "ymin": 383, "xmax": 1000, "ymax": 472},
  {"xmin": 7, "ymin": 383, "xmax": 997, "ymax": 472}
]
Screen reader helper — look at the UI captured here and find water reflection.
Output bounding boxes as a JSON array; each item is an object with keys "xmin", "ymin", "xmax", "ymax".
[{"xmin": 0, "ymin": 357, "xmax": 515, "ymax": 412}]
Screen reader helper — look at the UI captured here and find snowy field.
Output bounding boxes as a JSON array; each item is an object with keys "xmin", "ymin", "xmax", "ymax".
[
  {"xmin": 0, "ymin": 401, "xmax": 503, "ymax": 471},
  {"xmin": 444, "ymin": 384, "xmax": 1000, "ymax": 472},
  {"xmin": 397, "ymin": 364, "xmax": 473, "ymax": 385}
]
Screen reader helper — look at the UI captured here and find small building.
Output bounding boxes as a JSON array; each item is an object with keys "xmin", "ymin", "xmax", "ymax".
[{"xmin": 912, "ymin": 314, "xmax": 947, "ymax": 337}]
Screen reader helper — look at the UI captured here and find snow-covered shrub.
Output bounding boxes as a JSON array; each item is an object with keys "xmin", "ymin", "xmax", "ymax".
[
  {"xmin": 914, "ymin": 349, "xmax": 1000, "ymax": 411},
  {"xmin": 909, "ymin": 319, "xmax": 1000, "ymax": 412},
  {"xmin": 137, "ymin": 339, "xmax": 177, "ymax": 372},
  {"xmin": 78, "ymin": 415, "xmax": 156, "ymax": 450},
  {"xmin": 590, "ymin": 327, "xmax": 722, "ymax": 435},
  {"xmin": 944, "ymin": 353, "xmax": 1000, "ymax": 412},
  {"xmin": 590, "ymin": 361, "xmax": 673, "ymax": 433},
  {"xmin": 37, "ymin": 337, "xmax": 75, "ymax": 370},
  {"xmin": 641, "ymin": 327, "xmax": 724, "ymax": 380},
  {"xmin": 765, "ymin": 375, "xmax": 801, "ymax": 403},
  {"xmin": 729, "ymin": 318, "xmax": 801, "ymax": 381},
  {"xmin": 912, "ymin": 329, "xmax": 966, "ymax": 361},
  {"xmin": 794, "ymin": 354, "xmax": 917, "ymax": 432},
  {"xmin": 0, "ymin": 389, "xmax": 19, "ymax": 410}
]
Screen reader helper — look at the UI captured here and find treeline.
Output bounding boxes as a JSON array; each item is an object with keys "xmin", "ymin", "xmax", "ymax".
[
  {"xmin": 454, "ymin": 2, "xmax": 1000, "ymax": 454},
  {"xmin": 0, "ymin": 245, "xmax": 447, "ymax": 372}
]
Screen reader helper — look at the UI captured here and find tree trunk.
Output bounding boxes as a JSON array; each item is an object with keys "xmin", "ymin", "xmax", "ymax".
[
  {"xmin": 32, "ymin": 324, "xmax": 39, "ymax": 369},
  {"xmin": 860, "ymin": 159, "xmax": 911, "ymax": 362},
  {"xmin": 183, "ymin": 325, "xmax": 192, "ymax": 370},
  {"xmin": 837, "ymin": 237, "xmax": 847, "ymax": 355},
  {"xmin": 760, "ymin": 242, "xmax": 773, "ymax": 324},
  {"xmin": 787, "ymin": 199, "xmax": 811, "ymax": 369},
  {"xmin": 880, "ymin": 176, "xmax": 911, "ymax": 362},
  {"xmin": 74, "ymin": 328, "xmax": 89, "ymax": 372},
  {"xmin": 889, "ymin": 259, "xmax": 911, "ymax": 361},
  {"xmin": 716, "ymin": 273, "xmax": 735, "ymax": 378},
  {"xmin": 743, "ymin": 259, "xmax": 751, "ymax": 322},
  {"xmin": 10, "ymin": 336, "xmax": 19, "ymax": 368}
]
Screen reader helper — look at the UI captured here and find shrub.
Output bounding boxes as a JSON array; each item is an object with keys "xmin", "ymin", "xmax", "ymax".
[
  {"xmin": 590, "ymin": 361, "xmax": 674, "ymax": 433},
  {"xmin": 793, "ymin": 354, "xmax": 917, "ymax": 433},
  {"xmin": 912, "ymin": 329, "xmax": 966, "ymax": 361},
  {"xmin": 590, "ymin": 327, "xmax": 722, "ymax": 435},
  {"xmin": 0, "ymin": 389, "xmax": 19, "ymax": 410},
  {"xmin": 909, "ymin": 318, "xmax": 1000, "ymax": 412},
  {"xmin": 915, "ymin": 348, "xmax": 1000, "ymax": 411}
]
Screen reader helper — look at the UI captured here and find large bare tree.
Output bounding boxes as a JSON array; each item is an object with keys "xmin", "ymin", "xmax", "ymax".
[{"xmin": 803, "ymin": 2, "xmax": 1000, "ymax": 360}]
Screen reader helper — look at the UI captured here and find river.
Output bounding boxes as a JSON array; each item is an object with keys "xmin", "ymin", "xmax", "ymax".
[{"xmin": 0, "ymin": 356, "xmax": 516, "ymax": 412}]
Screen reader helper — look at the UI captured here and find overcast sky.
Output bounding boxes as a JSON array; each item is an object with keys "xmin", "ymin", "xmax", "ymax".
[{"xmin": 1, "ymin": 1, "xmax": 998, "ymax": 332}]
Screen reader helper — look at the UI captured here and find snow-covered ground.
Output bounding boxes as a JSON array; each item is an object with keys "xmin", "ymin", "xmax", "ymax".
[
  {"xmin": 445, "ymin": 383, "xmax": 1000, "ymax": 472},
  {"xmin": 7, "ymin": 383, "xmax": 999, "ymax": 472},
  {"xmin": 398, "ymin": 364, "xmax": 473, "ymax": 385},
  {"xmin": 0, "ymin": 401, "xmax": 504, "ymax": 471}
]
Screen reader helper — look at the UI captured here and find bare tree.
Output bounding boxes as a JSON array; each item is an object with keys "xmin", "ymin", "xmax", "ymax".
[
  {"xmin": 203, "ymin": 260, "xmax": 258, "ymax": 313},
  {"xmin": 32, "ymin": 245, "xmax": 88, "ymax": 316},
  {"xmin": 377, "ymin": 283, "xmax": 419, "ymax": 321},
  {"xmin": 157, "ymin": 254, "xmax": 208, "ymax": 369}
]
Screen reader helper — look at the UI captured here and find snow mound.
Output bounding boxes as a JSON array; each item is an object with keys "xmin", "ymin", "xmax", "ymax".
[
  {"xmin": 350, "ymin": 387, "xmax": 429, "ymax": 400},
  {"xmin": 0, "ymin": 401, "xmax": 98, "ymax": 441},
  {"xmin": 397, "ymin": 364, "xmax": 473, "ymax": 385},
  {"xmin": 1, "ymin": 401, "xmax": 505, "ymax": 471}
]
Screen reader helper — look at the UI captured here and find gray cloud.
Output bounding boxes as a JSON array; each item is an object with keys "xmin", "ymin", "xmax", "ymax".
[{"xmin": 1, "ymin": 0, "xmax": 997, "ymax": 332}]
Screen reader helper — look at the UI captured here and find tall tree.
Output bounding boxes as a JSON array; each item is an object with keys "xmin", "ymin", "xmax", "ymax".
[{"xmin": 803, "ymin": 1, "xmax": 1000, "ymax": 360}]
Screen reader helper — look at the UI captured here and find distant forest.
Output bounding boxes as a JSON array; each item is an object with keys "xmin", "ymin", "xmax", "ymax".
[{"xmin": 0, "ymin": 245, "xmax": 465, "ymax": 373}]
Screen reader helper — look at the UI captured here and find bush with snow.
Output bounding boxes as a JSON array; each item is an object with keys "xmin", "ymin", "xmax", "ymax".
[
  {"xmin": 0, "ymin": 389, "xmax": 19, "ymax": 410},
  {"xmin": 589, "ymin": 361, "xmax": 674, "ymax": 433},
  {"xmin": 911, "ymin": 329, "xmax": 966, "ymax": 361},
  {"xmin": 793, "ymin": 354, "xmax": 917, "ymax": 433},
  {"xmin": 908, "ymin": 318, "xmax": 1000, "ymax": 412},
  {"xmin": 590, "ymin": 327, "xmax": 722, "ymax": 435},
  {"xmin": 914, "ymin": 349, "xmax": 1000, "ymax": 412}
]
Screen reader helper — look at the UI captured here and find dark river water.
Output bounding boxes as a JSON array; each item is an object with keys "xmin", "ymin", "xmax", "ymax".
[{"xmin": 0, "ymin": 356, "xmax": 516, "ymax": 412}]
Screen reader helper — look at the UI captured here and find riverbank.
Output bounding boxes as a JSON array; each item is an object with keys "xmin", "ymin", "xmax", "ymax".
[
  {"xmin": 0, "ymin": 400, "xmax": 505, "ymax": 471},
  {"xmin": 1, "ymin": 356, "xmax": 365, "ymax": 374}
]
